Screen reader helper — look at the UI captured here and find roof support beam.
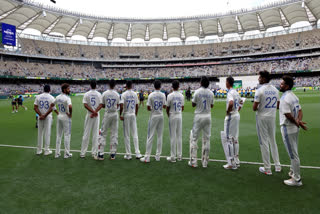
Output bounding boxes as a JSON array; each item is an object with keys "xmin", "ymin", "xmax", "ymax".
[
  {"xmin": 279, "ymin": 8, "xmax": 290, "ymax": 27},
  {"xmin": 256, "ymin": 13, "xmax": 266, "ymax": 31},
  {"xmin": 18, "ymin": 12, "xmax": 41, "ymax": 30},
  {"xmin": 181, "ymin": 22, "xmax": 186, "ymax": 41},
  {"xmin": 107, "ymin": 24, "xmax": 114, "ymax": 41},
  {"xmin": 217, "ymin": 19, "xmax": 223, "ymax": 37},
  {"xmin": 304, "ymin": 2, "xmax": 317, "ymax": 26},
  {"xmin": 199, "ymin": 21, "xmax": 204, "ymax": 38},
  {"xmin": 42, "ymin": 16, "xmax": 62, "ymax": 34},
  {"xmin": 163, "ymin": 24, "xmax": 168, "ymax": 41},
  {"xmin": 127, "ymin": 24, "xmax": 132, "ymax": 41},
  {"xmin": 0, "ymin": 5, "xmax": 22, "ymax": 21},
  {"xmin": 145, "ymin": 24, "xmax": 150, "ymax": 41},
  {"xmin": 236, "ymin": 15, "xmax": 244, "ymax": 34},
  {"xmin": 66, "ymin": 19, "xmax": 80, "ymax": 37},
  {"xmin": 87, "ymin": 22, "xmax": 97, "ymax": 39}
]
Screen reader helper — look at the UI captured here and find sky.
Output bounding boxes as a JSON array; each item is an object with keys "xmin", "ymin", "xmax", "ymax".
[{"xmin": 33, "ymin": 0, "xmax": 278, "ymax": 19}]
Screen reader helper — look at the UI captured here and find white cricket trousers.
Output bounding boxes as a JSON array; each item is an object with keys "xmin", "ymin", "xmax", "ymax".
[
  {"xmin": 281, "ymin": 125, "xmax": 301, "ymax": 181},
  {"xmin": 98, "ymin": 113, "xmax": 118, "ymax": 155},
  {"xmin": 256, "ymin": 116, "xmax": 280, "ymax": 170},
  {"xmin": 169, "ymin": 115, "xmax": 182, "ymax": 159},
  {"xmin": 37, "ymin": 116, "xmax": 53, "ymax": 153},
  {"xmin": 80, "ymin": 113, "xmax": 100, "ymax": 156},
  {"xmin": 123, "ymin": 114, "xmax": 140, "ymax": 156},
  {"xmin": 222, "ymin": 113, "xmax": 240, "ymax": 166},
  {"xmin": 56, "ymin": 115, "xmax": 72, "ymax": 156},
  {"xmin": 190, "ymin": 114, "xmax": 211, "ymax": 166},
  {"xmin": 145, "ymin": 115, "xmax": 164, "ymax": 158}
]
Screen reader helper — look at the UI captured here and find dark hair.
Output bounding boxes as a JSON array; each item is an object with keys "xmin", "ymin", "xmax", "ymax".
[
  {"xmin": 109, "ymin": 79, "xmax": 116, "ymax": 88},
  {"xmin": 154, "ymin": 80, "xmax": 161, "ymax": 89},
  {"xmin": 282, "ymin": 75, "xmax": 294, "ymax": 90},
  {"xmin": 90, "ymin": 80, "xmax": 97, "ymax": 89},
  {"xmin": 44, "ymin": 85, "xmax": 50, "ymax": 93},
  {"xmin": 61, "ymin": 83, "xmax": 70, "ymax": 93},
  {"xmin": 226, "ymin": 76, "xmax": 234, "ymax": 87},
  {"xmin": 172, "ymin": 80, "xmax": 179, "ymax": 90},
  {"xmin": 126, "ymin": 80, "xmax": 133, "ymax": 89},
  {"xmin": 200, "ymin": 76, "xmax": 209, "ymax": 88},
  {"xmin": 259, "ymin": 70, "xmax": 271, "ymax": 83}
]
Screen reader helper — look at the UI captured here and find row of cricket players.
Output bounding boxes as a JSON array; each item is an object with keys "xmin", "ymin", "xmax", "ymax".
[{"xmin": 34, "ymin": 71, "xmax": 307, "ymax": 187}]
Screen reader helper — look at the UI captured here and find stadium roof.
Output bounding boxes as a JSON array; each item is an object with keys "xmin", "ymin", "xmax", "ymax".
[{"xmin": 0, "ymin": 0, "xmax": 319, "ymax": 41}]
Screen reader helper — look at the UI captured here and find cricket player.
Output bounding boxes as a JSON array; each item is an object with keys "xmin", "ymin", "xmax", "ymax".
[
  {"xmin": 166, "ymin": 80, "xmax": 184, "ymax": 162},
  {"xmin": 279, "ymin": 75, "xmax": 307, "ymax": 186},
  {"xmin": 34, "ymin": 85, "xmax": 55, "ymax": 155},
  {"xmin": 221, "ymin": 76, "xmax": 242, "ymax": 170},
  {"xmin": 17, "ymin": 95, "xmax": 27, "ymax": 111},
  {"xmin": 51, "ymin": 83, "xmax": 73, "ymax": 159},
  {"xmin": 253, "ymin": 71, "xmax": 281, "ymax": 175},
  {"xmin": 119, "ymin": 81, "xmax": 142, "ymax": 159},
  {"xmin": 140, "ymin": 80, "xmax": 166, "ymax": 163},
  {"xmin": 95, "ymin": 79, "xmax": 120, "ymax": 160},
  {"xmin": 80, "ymin": 80, "xmax": 102, "ymax": 159},
  {"xmin": 11, "ymin": 97, "xmax": 18, "ymax": 113},
  {"xmin": 189, "ymin": 76, "xmax": 214, "ymax": 168}
]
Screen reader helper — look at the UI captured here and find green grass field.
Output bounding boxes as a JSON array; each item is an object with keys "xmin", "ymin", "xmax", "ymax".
[{"xmin": 0, "ymin": 90, "xmax": 319, "ymax": 214}]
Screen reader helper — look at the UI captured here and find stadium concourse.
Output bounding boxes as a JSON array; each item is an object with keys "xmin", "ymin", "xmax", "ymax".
[{"xmin": 1, "ymin": 0, "xmax": 320, "ymax": 213}]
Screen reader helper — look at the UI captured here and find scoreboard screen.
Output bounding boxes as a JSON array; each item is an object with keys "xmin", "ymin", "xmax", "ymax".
[{"xmin": 0, "ymin": 23, "xmax": 16, "ymax": 46}]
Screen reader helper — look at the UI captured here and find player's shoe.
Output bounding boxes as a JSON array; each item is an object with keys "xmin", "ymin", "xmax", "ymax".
[
  {"xmin": 25, "ymin": 107, "xmax": 28, "ymax": 110},
  {"xmin": 110, "ymin": 154, "xmax": 116, "ymax": 160},
  {"xmin": 259, "ymin": 167, "xmax": 272, "ymax": 175},
  {"xmin": 15, "ymin": 110, "xmax": 18, "ymax": 113},
  {"xmin": 98, "ymin": 154, "xmax": 104, "ymax": 161},
  {"xmin": 235, "ymin": 157, "xmax": 240, "ymax": 168},
  {"xmin": 36, "ymin": 151, "xmax": 43, "ymax": 155},
  {"xmin": 44, "ymin": 150, "xmax": 52, "ymax": 156},
  {"xmin": 167, "ymin": 157, "xmax": 176, "ymax": 163},
  {"xmin": 124, "ymin": 155, "xmax": 132, "ymax": 160},
  {"xmin": 177, "ymin": 156, "xmax": 182, "ymax": 161},
  {"xmin": 135, "ymin": 153, "xmax": 142, "ymax": 159},
  {"xmin": 12, "ymin": 111, "xmax": 14, "ymax": 113},
  {"xmin": 275, "ymin": 165, "xmax": 282, "ymax": 172},
  {"xmin": 288, "ymin": 170, "xmax": 294, "ymax": 178},
  {"xmin": 188, "ymin": 161, "xmax": 198, "ymax": 168},
  {"xmin": 202, "ymin": 160, "xmax": 208, "ymax": 168},
  {"xmin": 155, "ymin": 155, "xmax": 160, "ymax": 161},
  {"xmin": 140, "ymin": 156, "xmax": 150, "ymax": 163},
  {"xmin": 55, "ymin": 154, "xmax": 61, "ymax": 158},
  {"xmin": 284, "ymin": 178, "xmax": 303, "ymax": 187},
  {"xmin": 64, "ymin": 153, "xmax": 72, "ymax": 159},
  {"xmin": 223, "ymin": 164, "xmax": 237, "ymax": 170},
  {"xmin": 80, "ymin": 155, "xmax": 85, "ymax": 159}
]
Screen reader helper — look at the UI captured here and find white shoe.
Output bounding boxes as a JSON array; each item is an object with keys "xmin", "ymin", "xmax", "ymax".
[
  {"xmin": 44, "ymin": 150, "xmax": 52, "ymax": 156},
  {"xmin": 235, "ymin": 157, "xmax": 240, "ymax": 168},
  {"xmin": 167, "ymin": 157, "xmax": 176, "ymax": 163},
  {"xmin": 177, "ymin": 156, "xmax": 182, "ymax": 161},
  {"xmin": 136, "ymin": 153, "xmax": 142, "ymax": 159},
  {"xmin": 124, "ymin": 155, "xmax": 132, "ymax": 160},
  {"xmin": 80, "ymin": 155, "xmax": 85, "ymax": 159},
  {"xmin": 275, "ymin": 165, "xmax": 282, "ymax": 172},
  {"xmin": 202, "ymin": 161, "xmax": 208, "ymax": 168},
  {"xmin": 16, "ymin": 110, "xmax": 18, "ymax": 113},
  {"xmin": 259, "ymin": 167, "xmax": 272, "ymax": 175},
  {"xmin": 25, "ymin": 107, "xmax": 28, "ymax": 110},
  {"xmin": 36, "ymin": 151, "xmax": 43, "ymax": 155},
  {"xmin": 288, "ymin": 170, "xmax": 294, "ymax": 178},
  {"xmin": 155, "ymin": 155, "xmax": 160, "ymax": 161},
  {"xmin": 223, "ymin": 164, "xmax": 237, "ymax": 170},
  {"xmin": 93, "ymin": 154, "xmax": 98, "ymax": 160},
  {"xmin": 284, "ymin": 178, "xmax": 303, "ymax": 186},
  {"xmin": 188, "ymin": 161, "xmax": 198, "ymax": 168},
  {"xmin": 12, "ymin": 111, "xmax": 14, "ymax": 113},
  {"xmin": 140, "ymin": 157, "xmax": 150, "ymax": 163},
  {"xmin": 55, "ymin": 154, "xmax": 61, "ymax": 158},
  {"xmin": 64, "ymin": 153, "xmax": 72, "ymax": 159}
]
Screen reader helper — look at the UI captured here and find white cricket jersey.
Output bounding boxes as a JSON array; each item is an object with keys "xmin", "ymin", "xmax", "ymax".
[
  {"xmin": 83, "ymin": 89, "xmax": 102, "ymax": 113},
  {"xmin": 102, "ymin": 89, "xmax": 120, "ymax": 114},
  {"xmin": 34, "ymin": 93, "xmax": 55, "ymax": 116},
  {"xmin": 226, "ymin": 88, "xmax": 241, "ymax": 115},
  {"xmin": 147, "ymin": 90, "xmax": 166, "ymax": 116},
  {"xmin": 192, "ymin": 87, "xmax": 214, "ymax": 115},
  {"xmin": 167, "ymin": 91, "xmax": 184, "ymax": 116},
  {"xmin": 54, "ymin": 93, "xmax": 72, "ymax": 116},
  {"xmin": 120, "ymin": 89, "xmax": 139, "ymax": 116},
  {"xmin": 279, "ymin": 90, "xmax": 301, "ymax": 128},
  {"xmin": 254, "ymin": 83, "xmax": 280, "ymax": 118}
]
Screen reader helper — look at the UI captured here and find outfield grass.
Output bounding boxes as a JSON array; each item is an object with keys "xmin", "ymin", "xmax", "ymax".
[{"xmin": 0, "ymin": 90, "xmax": 319, "ymax": 214}]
